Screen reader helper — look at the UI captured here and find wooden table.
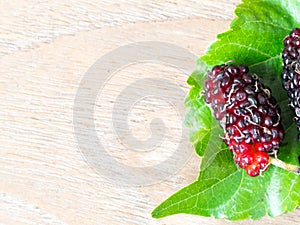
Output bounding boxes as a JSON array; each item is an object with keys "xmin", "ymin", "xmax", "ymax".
[{"xmin": 1, "ymin": 0, "xmax": 300, "ymax": 224}]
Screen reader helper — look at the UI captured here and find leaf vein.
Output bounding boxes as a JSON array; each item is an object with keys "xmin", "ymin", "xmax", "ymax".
[
  {"xmin": 242, "ymin": 20, "xmax": 291, "ymax": 32},
  {"xmin": 212, "ymin": 42, "xmax": 272, "ymax": 58}
]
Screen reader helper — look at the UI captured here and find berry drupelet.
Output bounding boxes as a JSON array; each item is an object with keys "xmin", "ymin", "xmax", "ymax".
[
  {"xmin": 204, "ymin": 64, "xmax": 284, "ymax": 176},
  {"xmin": 282, "ymin": 28, "xmax": 300, "ymax": 140}
]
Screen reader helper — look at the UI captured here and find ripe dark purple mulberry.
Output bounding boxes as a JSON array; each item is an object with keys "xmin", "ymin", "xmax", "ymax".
[
  {"xmin": 204, "ymin": 64, "xmax": 284, "ymax": 176},
  {"xmin": 282, "ymin": 28, "xmax": 300, "ymax": 140}
]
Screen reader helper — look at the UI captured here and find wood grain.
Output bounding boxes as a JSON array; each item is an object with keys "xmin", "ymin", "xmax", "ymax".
[{"xmin": 1, "ymin": 0, "xmax": 300, "ymax": 224}]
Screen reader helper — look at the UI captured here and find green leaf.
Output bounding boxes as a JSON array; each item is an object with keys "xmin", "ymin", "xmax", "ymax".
[{"xmin": 152, "ymin": 0, "xmax": 300, "ymax": 221}]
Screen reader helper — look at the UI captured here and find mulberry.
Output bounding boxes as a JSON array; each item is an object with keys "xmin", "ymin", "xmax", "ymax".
[
  {"xmin": 204, "ymin": 64, "xmax": 284, "ymax": 176},
  {"xmin": 281, "ymin": 28, "xmax": 300, "ymax": 140}
]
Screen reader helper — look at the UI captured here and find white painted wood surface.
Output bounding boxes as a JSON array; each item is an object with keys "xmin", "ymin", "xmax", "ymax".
[{"xmin": 1, "ymin": 1, "xmax": 300, "ymax": 224}]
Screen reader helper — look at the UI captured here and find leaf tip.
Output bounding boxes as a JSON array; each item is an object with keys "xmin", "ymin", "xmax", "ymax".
[{"xmin": 151, "ymin": 208, "xmax": 161, "ymax": 219}]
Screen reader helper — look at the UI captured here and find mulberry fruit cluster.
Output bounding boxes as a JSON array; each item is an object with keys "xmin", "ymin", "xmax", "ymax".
[
  {"xmin": 204, "ymin": 64, "xmax": 284, "ymax": 176},
  {"xmin": 282, "ymin": 28, "xmax": 300, "ymax": 140}
]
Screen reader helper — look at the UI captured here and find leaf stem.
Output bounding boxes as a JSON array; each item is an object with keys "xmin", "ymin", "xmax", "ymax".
[{"xmin": 269, "ymin": 157, "xmax": 300, "ymax": 174}]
